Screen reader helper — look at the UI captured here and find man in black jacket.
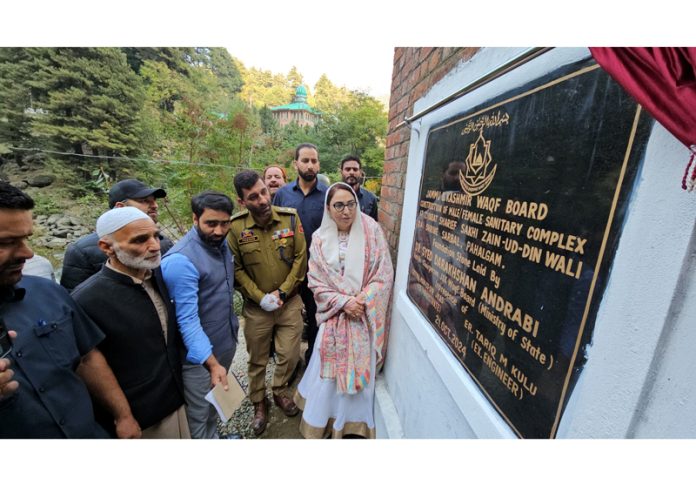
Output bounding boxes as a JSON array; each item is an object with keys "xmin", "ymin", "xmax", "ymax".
[
  {"xmin": 60, "ymin": 179, "xmax": 174, "ymax": 291},
  {"xmin": 340, "ymin": 155, "xmax": 378, "ymax": 221},
  {"xmin": 72, "ymin": 206, "xmax": 189, "ymax": 438}
]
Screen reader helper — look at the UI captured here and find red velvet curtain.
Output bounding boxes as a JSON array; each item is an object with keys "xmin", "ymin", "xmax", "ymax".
[
  {"xmin": 590, "ymin": 47, "xmax": 696, "ymax": 150},
  {"xmin": 590, "ymin": 48, "xmax": 696, "ymax": 189}
]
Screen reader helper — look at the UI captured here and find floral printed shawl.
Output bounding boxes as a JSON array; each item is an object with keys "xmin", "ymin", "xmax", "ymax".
[{"xmin": 308, "ymin": 184, "xmax": 394, "ymax": 394}]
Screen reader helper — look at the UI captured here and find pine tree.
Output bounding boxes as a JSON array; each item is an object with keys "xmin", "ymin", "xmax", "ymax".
[
  {"xmin": 122, "ymin": 47, "xmax": 196, "ymax": 76},
  {"xmin": 313, "ymin": 74, "xmax": 352, "ymax": 113},
  {"xmin": 287, "ymin": 66, "xmax": 304, "ymax": 89},
  {"xmin": 26, "ymin": 48, "xmax": 145, "ymax": 157},
  {"xmin": 259, "ymin": 105, "xmax": 278, "ymax": 135},
  {"xmin": 0, "ymin": 48, "xmax": 47, "ymax": 160},
  {"xmin": 206, "ymin": 48, "xmax": 244, "ymax": 96}
]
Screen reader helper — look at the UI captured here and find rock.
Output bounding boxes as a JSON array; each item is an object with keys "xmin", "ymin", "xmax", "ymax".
[
  {"xmin": 51, "ymin": 229, "xmax": 71, "ymax": 238},
  {"xmin": 35, "ymin": 215, "xmax": 48, "ymax": 223},
  {"xmin": 27, "ymin": 175, "xmax": 56, "ymax": 188},
  {"xmin": 14, "ymin": 181, "xmax": 28, "ymax": 190},
  {"xmin": 47, "ymin": 214, "xmax": 61, "ymax": 225},
  {"xmin": 22, "ymin": 152, "xmax": 46, "ymax": 165},
  {"xmin": 45, "ymin": 238, "xmax": 68, "ymax": 249}
]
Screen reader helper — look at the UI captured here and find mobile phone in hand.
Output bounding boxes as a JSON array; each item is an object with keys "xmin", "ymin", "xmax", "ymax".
[{"xmin": 0, "ymin": 319, "xmax": 12, "ymax": 359}]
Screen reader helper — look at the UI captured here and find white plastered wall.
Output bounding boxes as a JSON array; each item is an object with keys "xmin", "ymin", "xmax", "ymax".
[{"xmin": 374, "ymin": 47, "xmax": 696, "ymax": 438}]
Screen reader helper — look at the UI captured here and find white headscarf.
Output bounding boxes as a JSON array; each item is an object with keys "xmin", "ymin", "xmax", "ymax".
[{"xmin": 315, "ymin": 182, "xmax": 365, "ymax": 293}]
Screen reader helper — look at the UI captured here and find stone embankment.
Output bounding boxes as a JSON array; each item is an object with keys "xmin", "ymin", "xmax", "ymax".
[
  {"xmin": 1, "ymin": 157, "xmax": 92, "ymax": 251},
  {"xmin": 33, "ymin": 214, "xmax": 92, "ymax": 249}
]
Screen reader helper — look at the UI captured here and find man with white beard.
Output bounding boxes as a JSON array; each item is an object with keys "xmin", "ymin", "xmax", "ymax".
[{"xmin": 72, "ymin": 207, "xmax": 189, "ymax": 439}]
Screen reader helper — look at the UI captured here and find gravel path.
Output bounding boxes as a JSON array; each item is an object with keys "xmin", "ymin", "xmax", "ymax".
[{"xmin": 218, "ymin": 318, "xmax": 306, "ymax": 439}]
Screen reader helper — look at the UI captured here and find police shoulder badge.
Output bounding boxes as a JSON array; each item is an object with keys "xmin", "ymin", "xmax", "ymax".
[{"xmin": 239, "ymin": 229, "xmax": 258, "ymax": 244}]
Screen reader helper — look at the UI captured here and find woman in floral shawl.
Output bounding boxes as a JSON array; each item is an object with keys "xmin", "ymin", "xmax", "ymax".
[{"xmin": 295, "ymin": 182, "xmax": 394, "ymax": 439}]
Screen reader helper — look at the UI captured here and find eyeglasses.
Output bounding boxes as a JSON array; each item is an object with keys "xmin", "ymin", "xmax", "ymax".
[
  {"xmin": 204, "ymin": 220, "xmax": 232, "ymax": 228},
  {"xmin": 332, "ymin": 201, "xmax": 357, "ymax": 212}
]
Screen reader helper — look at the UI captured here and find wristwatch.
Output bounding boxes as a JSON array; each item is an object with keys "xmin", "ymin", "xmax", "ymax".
[{"xmin": 278, "ymin": 290, "xmax": 287, "ymax": 302}]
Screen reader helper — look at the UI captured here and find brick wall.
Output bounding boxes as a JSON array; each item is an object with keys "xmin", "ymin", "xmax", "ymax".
[{"xmin": 379, "ymin": 47, "xmax": 480, "ymax": 263}]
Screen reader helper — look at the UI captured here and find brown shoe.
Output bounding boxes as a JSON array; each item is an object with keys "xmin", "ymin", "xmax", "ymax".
[
  {"xmin": 273, "ymin": 393, "xmax": 300, "ymax": 417},
  {"xmin": 251, "ymin": 400, "xmax": 267, "ymax": 436}
]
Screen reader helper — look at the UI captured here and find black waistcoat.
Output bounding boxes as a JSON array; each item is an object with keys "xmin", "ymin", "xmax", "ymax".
[{"xmin": 72, "ymin": 266, "xmax": 185, "ymax": 433}]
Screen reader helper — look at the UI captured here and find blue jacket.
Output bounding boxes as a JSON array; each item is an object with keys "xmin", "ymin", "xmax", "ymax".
[
  {"xmin": 0, "ymin": 276, "xmax": 108, "ymax": 438},
  {"xmin": 357, "ymin": 187, "xmax": 379, "ymax": 221},
  {"xmin": 273, "ymin": 179, "xmax": 327, "ymax": 250},
  {"xmin": 161, "ymin": 227, "xmax": 238, "ymax": 368}
]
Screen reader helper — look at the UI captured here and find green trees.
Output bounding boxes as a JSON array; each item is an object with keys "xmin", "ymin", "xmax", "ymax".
[
  {"xmin": 237, "ymin": 70, "xmax": 387, "ymax": 188},
  {"xmin": 307, "ymin": 77, "xmax": 387, "ymax": 190},
  {"xmin": 314, "ymin": 89, "xmax": 387, "ymax": 177},
  {"xmin": 0, "ymin": 48, "xmax": 145, "ymax": 158},
  {"xmin": 239, "ymin": 67, "xmax": 296, "ymax": 108},
  {"xmin": 205, "ymin": 48, "xmax": 244, "ymax": 96},
  {"xmin": 313, "ymin": 74, "xmax": 352, "ymax": 113},
  {"xmin": 0, "ymin": 47, "xmax": 387, "ymax": 231},
  {"xmin": 0, "ymin": 48, "xmax": 36, "ymax": 159},
  {"xmin": 31, "ymin": 48, "xmax": 145, "ymax": 157}
]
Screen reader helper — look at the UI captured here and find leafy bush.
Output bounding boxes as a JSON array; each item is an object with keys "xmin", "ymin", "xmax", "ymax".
[
  {"xmin": 233, "ymin": 290, "xmax": 243, "ymax": 316},
  {"xmin": 30, "ymin": 190, "xmax": 62, "ymax": 215}
]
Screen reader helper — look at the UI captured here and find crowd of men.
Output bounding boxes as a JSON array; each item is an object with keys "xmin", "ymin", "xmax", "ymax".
[{"xmin": 0, "ymin": 143, "xmax": 379, "ymax": 438}]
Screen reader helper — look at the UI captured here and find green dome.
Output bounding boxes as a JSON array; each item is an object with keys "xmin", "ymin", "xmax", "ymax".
[
  {"xmin": 269, "ymin": 84, "xmax": 321, "ymax": 116},
  {"xmin": 293, "ymin": 85, "xmax": 308, "ymax": 103}
]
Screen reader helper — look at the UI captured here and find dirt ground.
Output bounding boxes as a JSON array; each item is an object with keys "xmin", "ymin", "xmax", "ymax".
[
  {"xmin": 255, "ymin": 343, "xmax": 307, "ymax": 440},
  {"xmin": 222, "ymin": 318, "xmax": 308, "ymax": 439}
]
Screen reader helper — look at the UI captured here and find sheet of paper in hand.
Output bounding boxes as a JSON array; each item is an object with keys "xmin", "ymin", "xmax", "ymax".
[{"xmin": 205, "ymin": 371, "xmax": 247, "ymax": 422}]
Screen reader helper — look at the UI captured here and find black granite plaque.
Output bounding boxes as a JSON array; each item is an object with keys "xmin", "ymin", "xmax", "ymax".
[{"xmin": 407, "ymin": 58, "xmax": 653, "ymax": 438}]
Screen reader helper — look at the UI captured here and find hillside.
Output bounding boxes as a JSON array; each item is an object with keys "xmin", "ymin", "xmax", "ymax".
[
  {"xmin": 0, "ymin": 154, "xmax": 108, "ymax": 271},
  {"xmin": 0, "ymin": 47, "xmax": 389, "ymax": 276}
]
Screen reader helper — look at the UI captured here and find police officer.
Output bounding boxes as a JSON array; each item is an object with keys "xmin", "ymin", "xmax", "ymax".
[{"xmin": 229, "ymin": 170, "xmax": 307, "ymax": 436}]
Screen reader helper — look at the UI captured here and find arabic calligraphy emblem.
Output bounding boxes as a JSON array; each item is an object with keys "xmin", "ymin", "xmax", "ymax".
[{"xmin": 460, "ymin": 130, "xmax": 497, "ymax": 196}]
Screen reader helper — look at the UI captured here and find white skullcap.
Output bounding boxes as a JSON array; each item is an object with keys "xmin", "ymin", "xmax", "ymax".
[{"xmin": 96, "ymin": 206, "xmax": 151, "ymax": 237}]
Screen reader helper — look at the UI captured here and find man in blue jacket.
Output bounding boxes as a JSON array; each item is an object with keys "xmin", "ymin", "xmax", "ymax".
[
  {"xmin": 273, "ymin": 143, "xmax": 328, "ymax": 365},
  {"xmin": 0, "ymin": 182, "xmax": 140, "ymax": 439},
  {"xmin": 161, "ymin": 191, "xmax": 239, "ymax": 439}
]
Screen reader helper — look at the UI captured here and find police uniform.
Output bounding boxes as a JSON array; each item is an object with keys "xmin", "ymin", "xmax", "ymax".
[{"xmin": 228, "ymin": 206, "xmax": 307, "ymax": 404}]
